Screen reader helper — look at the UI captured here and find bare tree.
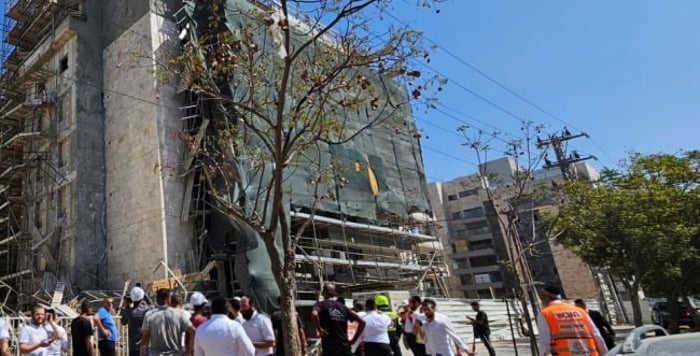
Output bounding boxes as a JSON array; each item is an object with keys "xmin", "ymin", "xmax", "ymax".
[
  {"xmin": 171, "ymin": 0, "xmax": 443, "ymax": 354},
  {"xmin": 458, "ymin": 121, "xmax": 548, "ymax": 355}
]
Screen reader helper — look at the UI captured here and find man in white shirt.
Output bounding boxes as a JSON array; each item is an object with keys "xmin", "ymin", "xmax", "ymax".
[
  {"xmin": 0, "ymin": 316, "xmax": 9, "ymax": 356},
  {"xmin": 420, "ymin": 299, "xmax": 472, "ymax": 356},
  {"xmin": 361, "ymin": 299, "xmax": 392, "ymax": 356},
  {"xmin": 195, "ymin": 297, "xmax": 255, "ymax": 356},
  {"xmin": 19, "ymin": 306, "xmax": 51, "ymax": 356},
  {"xmin": 240, "ymin": 296, "xmax": 275, "ymax": 356}
]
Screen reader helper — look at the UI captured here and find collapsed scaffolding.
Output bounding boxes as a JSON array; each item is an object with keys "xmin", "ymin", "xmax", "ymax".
[
  {"xmin": 0, "ymin": 0, "xmax": 83, "ymax": 313},
  {"xmin": 173, "ymin": 0, "xmax": 450, "ymax": 305}
]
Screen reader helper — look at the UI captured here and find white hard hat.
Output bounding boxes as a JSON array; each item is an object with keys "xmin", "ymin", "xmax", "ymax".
[
  {"xmin": 130, "ymin": 287, "xmax": 145, "ymax": 302},
  {"xmin": 189, "ymin": 292, "xmax": 208, "ymax": 306}
]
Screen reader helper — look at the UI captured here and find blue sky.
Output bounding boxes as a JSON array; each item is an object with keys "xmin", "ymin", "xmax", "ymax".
[{"xmin": 389, "ymin": 0, "xmax": 700, "ymax": 181}]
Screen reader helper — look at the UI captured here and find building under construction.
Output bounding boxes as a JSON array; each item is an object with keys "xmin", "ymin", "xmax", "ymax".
[{"xmin": 0, "ymin": 0, "xmax": 448, "ymax": 312}]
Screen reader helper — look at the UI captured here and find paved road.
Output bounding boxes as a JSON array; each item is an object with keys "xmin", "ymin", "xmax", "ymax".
[
  {"xmin": 489, "ymin": 341, "xmax": 534, "ymax": 356},
  {"xmin": 398, "ymin": 326, "xmax": 637, "ymax": 356}
]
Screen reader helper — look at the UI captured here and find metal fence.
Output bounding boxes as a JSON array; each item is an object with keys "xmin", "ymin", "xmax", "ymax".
[{"xmin": 2, "ymin": 316, "xmax": 128, "ymax": 356}]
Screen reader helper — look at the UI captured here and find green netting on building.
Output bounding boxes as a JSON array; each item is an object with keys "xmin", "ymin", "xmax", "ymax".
[
  {"xmin": 179, "ymin": 0, "xmax": 433, "ymax": 311},
  {"xmin": 184, "ymin": 0, "xmax": 431, "ymax": 223}
]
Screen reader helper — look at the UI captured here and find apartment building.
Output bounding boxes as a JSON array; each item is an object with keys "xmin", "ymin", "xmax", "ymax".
[
  {"xmin": 0, "ymin": 0, "xmax": 446, "ymax": 309},
  {"xmin": 428, "ymin": 157, "xmax": 600, "ymax": 300}
]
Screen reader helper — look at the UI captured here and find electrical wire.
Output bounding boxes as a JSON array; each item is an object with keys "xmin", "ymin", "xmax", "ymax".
[{"xmin": 386, "ymin": 2, "xmax": 618, "ymax": 165}]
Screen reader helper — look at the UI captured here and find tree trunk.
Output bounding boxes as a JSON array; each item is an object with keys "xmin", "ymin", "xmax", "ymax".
[
  {"xmin": 261, "ymin": 194, "xmax": 303, "ymax": 356},
  {"xmin": 667, "ymin": 294, "xmax": 681, "ymax": 334},
  {"xmin": 519, "ymin": 291, "xmax": 539, "ymax": 356},
  {"xmin": 265, "ymin": 232, "xmax": 303, "ymax": 355},
  {"xmin": 624, "ymin": 280, "xmax": 643, "ymax": 327},
  {"xmin": 280, "ymin": 267, "xmax": 302, "ymax": 355}
]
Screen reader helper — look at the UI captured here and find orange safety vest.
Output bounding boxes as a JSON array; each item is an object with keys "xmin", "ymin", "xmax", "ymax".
[{"xmin": 541, "ymin": 302, "xmax": 599, "ymax": 356}]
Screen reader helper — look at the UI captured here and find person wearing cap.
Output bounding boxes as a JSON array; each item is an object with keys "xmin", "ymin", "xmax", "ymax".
[
  {"xmin": 239, "ymin": 295, "xmax": 275, "ymax": 356},
  {"xmin": 229, "ymin": 297, "xmax": 245, "ymax": 324},
  {"xmin": 190, "ymin": 292, "xmax": 209, "ymax": 328},
  {"xmin": 123, "ymin": 286, "xmax": 155, "ymax": 356},
  {"xmin": 374, "ymin": 295, "xmax": 402, "ymax": 356},
  {"xmin": 537, "ymin": 286, "xmax": 607, "ymax": 356},
  {"xmin": 194, "ymin": 297, "xmax": 255, "ymax": 356}
]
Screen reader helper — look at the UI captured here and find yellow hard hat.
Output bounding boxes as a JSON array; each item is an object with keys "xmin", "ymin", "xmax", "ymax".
[{"xmin": 374, "ymin": 294, "xmax": 390, "ymax": 307}]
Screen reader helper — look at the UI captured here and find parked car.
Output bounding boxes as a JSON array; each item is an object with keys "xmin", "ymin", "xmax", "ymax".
[
  {"xmin": 606, "ymin": 325, "xmax": 700, "ymax": 356},
  {"xmin": 650, "ymin": 299, "xmax": 698, "ymax": 329}
]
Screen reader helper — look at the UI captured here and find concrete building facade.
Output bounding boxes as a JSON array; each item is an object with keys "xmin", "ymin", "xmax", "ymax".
[
  {"xmin": 427, "ymin": 176, "xmax": 511, "ymax": 299},
  {"xmin": 1, "ymin": 0, "xmax": 445, "ymax": 307},
  {"xmin": 428, "ymin": 157, "xmax": 600, "ymax": 300}
]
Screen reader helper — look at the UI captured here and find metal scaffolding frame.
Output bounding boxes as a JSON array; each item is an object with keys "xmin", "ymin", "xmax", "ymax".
[{"xmin": 0, "ymin": 0, "xmax": 82, "ymax": 313}]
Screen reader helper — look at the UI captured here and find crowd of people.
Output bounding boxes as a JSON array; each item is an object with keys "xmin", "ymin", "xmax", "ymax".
[
  {"xmin": 313, "ymin": 284, "xmax": 616, "ymax": 356},
  {"xmin": 312, "ymin": 283, "xmax": 471, "ymax": 356},
  {"xmin": 0, "ymin": 283, "xmax": 616, "ymax": 356}
]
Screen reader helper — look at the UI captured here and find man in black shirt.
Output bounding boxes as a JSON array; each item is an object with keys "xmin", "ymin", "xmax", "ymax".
[
  {"xmin": 71, "ymin": 301, "xmax": 95, "ymax": 356},
  {"xmin": 311, "ymin": 283, "xmax": 365, "ymax": 356},
  {"xmin": 575, "ymin": 299, "xmax": 615, "ymax": 349},
  {"xmin": 467, "ymin": 301, "xmax": 495, "ymax": 356}
]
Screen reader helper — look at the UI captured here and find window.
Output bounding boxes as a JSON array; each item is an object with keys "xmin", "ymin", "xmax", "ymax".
[
  {"xmin": 469, "ymin": 255, "xmax": 498, "ymax": 268},
  {"xmin": 474, "ymin": 272, "xmax": 503, "ymax": 284},
  {"xmin": 463, "ymin": 207, "xmax": 485, "ymax": 218},
  {"xmin": 469, "ymin": 239, "xmax": 493, "ymax": 251},
  {"xmin": 460, "ymin": 274, "xmax": 474, "ymax": 285},
  {"xmin": 455, "ymin": 229, "xmax": 467, "ymax": 237},
  {"xmin": 465, "ymin": 220, "xmax": 489, "ymax": 231},
  {"xmin": 451, "ymin": 244, "xmax": 457, "ymax": 254},
  {"xmin": 451, "ymin": 211, "xmax": 462, "ymax": 219},
  {"xmin": 474, "ymin": 273, "xmax": 491, "ymax": 284},
  {"xmin": 453, "ymin": 258, "xmax": 469, "ymax": 270},
  {"xmin": 458, "ymin": 188, "xmax": 478, "ymax": 198},
  {"xmin": 447, "ymin": 194, "xmax": 458, "ymax": 201},
  {"xmin": 477, "ymin": 289, "xmax": 493, "ymax": 299},
  {"xmin": 59, "ymin": 56, "xmax": 69, "ymax": 73}
]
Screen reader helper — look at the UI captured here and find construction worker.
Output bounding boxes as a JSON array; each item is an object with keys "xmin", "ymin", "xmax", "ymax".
[
  {"xmin": 537, "ymin": 286, "xmax": 607, "ymax": 356},
  {"xmin": 374, "ymin": 294, "xmax": 402, "ymax": 356}
]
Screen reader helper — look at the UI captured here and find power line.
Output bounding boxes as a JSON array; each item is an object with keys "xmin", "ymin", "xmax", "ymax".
[
  {"xmin": 422, "ymin": 144, "xmax": 476, "ymax": 166},
  {"xmin": 384, "ymin": 3, "xmax": 618, "ymax": 165}
]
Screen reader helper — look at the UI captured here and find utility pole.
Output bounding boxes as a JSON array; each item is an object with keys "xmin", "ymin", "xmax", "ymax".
[
  {"xmin": 538, "ymin": 128, "xmax": 626, "ymax": 325},
  {"xmin": 537, "ymin": 127, "xmax": 596, "ymax": 180}
]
